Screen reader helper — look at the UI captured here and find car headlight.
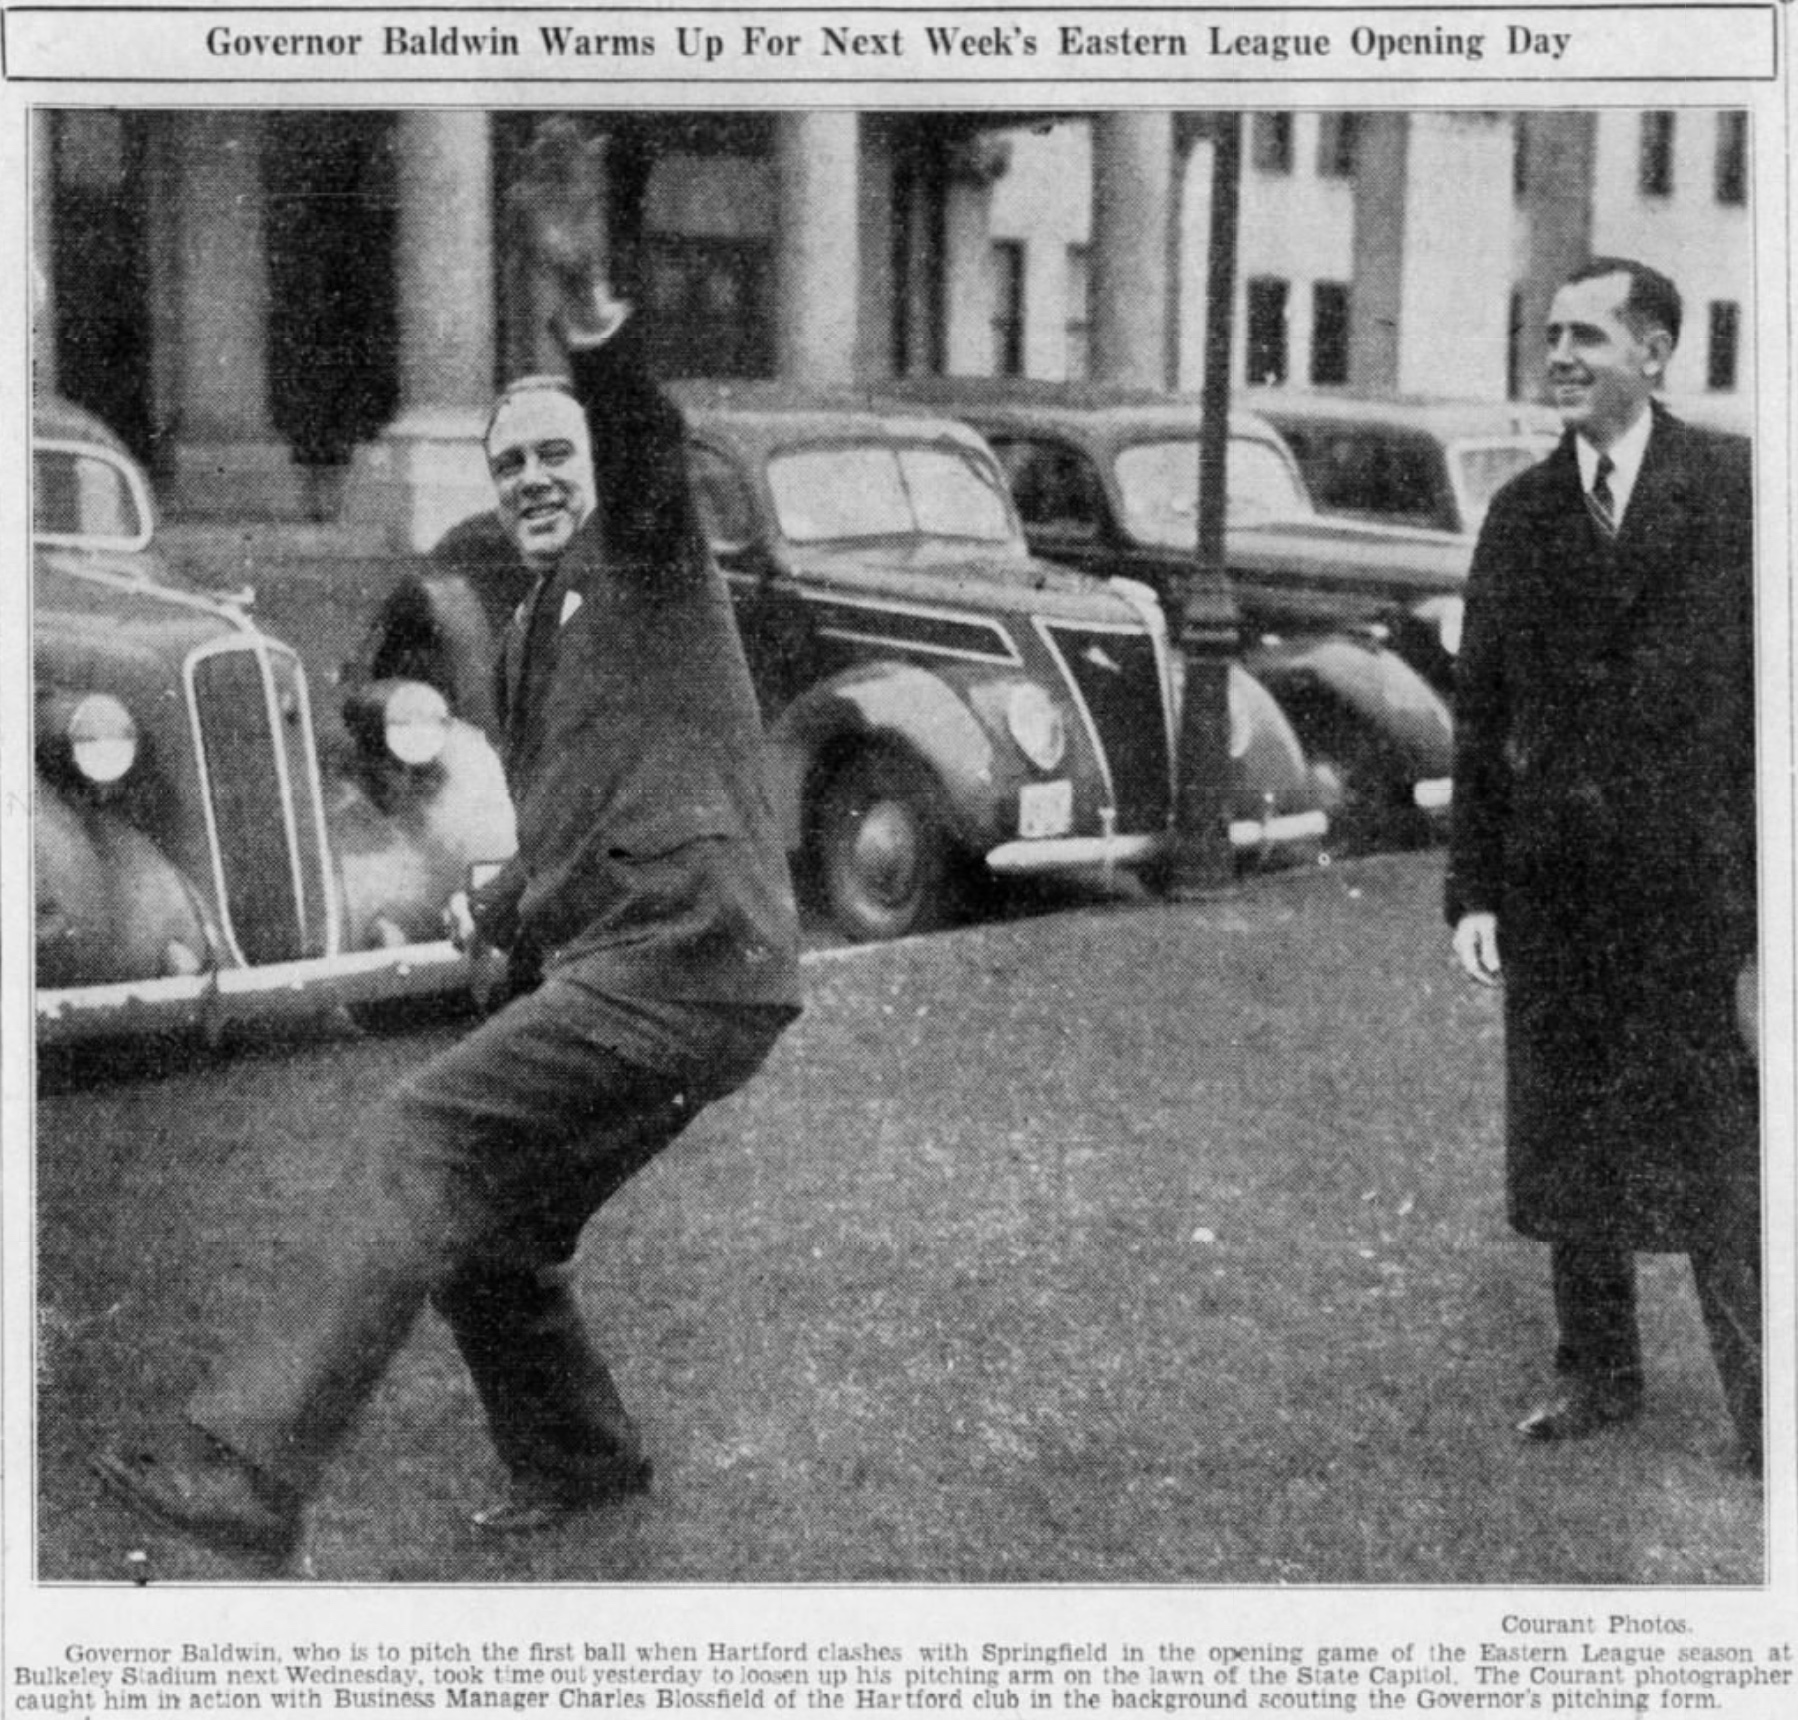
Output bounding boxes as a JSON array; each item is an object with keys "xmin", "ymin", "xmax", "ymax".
[
  {"xmin": 66, "ymin": 693, "xmax": 139, "ymax": 785},
  {"xmin": 379, "ymin": 681, "xmax": 452, "ymax": 766},
  {"xmin": 1005, "ymin": 683, "xmax": 1068, "ymax": 773}
]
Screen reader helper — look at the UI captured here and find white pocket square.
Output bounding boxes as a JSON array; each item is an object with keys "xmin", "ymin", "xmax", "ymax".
[{"xmin": 559, "ymin": 591, "xmax": 584, "ymax": 625}]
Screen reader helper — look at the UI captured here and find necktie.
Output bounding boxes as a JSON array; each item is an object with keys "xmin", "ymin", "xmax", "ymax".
[{"xmin": 1588, "ymin": 453, "xmax": 1618, "ymax": 540}]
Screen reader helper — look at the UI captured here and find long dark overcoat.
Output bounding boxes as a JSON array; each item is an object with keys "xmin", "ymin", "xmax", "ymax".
[{"xmin": 1447, "ymin": 405, "xmax": 1757, "ymax": 1252}]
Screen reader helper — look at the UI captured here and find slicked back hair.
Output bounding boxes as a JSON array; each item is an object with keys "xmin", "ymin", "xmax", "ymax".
[
  {"xmin": 1564, "ymin": 257, "xmax": 1683, "ymax": 349},
  {"xmin": 484, "ymin": 374, "xmax": 581, "ymax": 453}
]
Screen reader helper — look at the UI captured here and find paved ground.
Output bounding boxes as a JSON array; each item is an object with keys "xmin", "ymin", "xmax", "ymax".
[{"xmin": 36, "ymin": 852, "xmax": 1764, "ymax": 1585}]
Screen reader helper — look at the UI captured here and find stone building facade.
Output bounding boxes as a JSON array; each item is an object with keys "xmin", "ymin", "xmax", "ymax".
[{"xmin": 33, "ymin": 108, "xmax": 1751, "ymax": 547}]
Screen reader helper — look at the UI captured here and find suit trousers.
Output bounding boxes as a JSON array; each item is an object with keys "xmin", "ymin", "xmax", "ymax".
[
  {"xmin": 187, "ymin": 974, "xmax": 780, "ymax": 1499},
  {"xmin": 1550, "ymin": 1236, "xmax": 1763, "ymax": 1447}
]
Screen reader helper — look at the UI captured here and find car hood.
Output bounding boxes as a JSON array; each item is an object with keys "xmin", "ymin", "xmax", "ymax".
[
  {"xmin": 36, "ymin": 545, "xmax": 254, "ymax": 634},
  {"xmin": 35, "ymin": 549, "xmax": 257, "ymax": 716},
  {"xmin": 784, "ymin": 538, "xmax": 1151, "ymax": 626}
]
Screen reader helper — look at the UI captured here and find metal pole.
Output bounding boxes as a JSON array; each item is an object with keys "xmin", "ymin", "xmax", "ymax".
[{"xmin": 1166, "ymin": 112, "xmax": 1242, "ymax": 895}]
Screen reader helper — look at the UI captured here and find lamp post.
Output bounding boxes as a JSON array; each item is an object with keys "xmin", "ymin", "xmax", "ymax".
[{"xmin": 1166, "ymin": 111, "xmax": 1243, "ymax": 895}]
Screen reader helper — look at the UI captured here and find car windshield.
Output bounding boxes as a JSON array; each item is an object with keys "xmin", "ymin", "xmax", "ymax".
[
  {"xmin": 34, "ymin": 445, "xmax": 150, "ymax": 543},
  {"xmin": 1113, "ymin": 436, "xmax": 1311, "ymax": 547},
  {"xmin": 767, "ymin": 442, "xmax": 1015, "ymax": 545},
  {"xmin": 1452, "ymin": 439, "xmax": 1557, "ymax": 532}
]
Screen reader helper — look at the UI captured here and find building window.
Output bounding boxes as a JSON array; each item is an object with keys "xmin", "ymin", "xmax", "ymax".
[
  {"xmin": 1315, "ymin": 113, "xmax": 1358, "ymax": 178},
  {"xmin": 990, "ymin": 241, "xmax": 1026, "ymax": 377},
  {"xmin": 1252, "ymin": 113, "xmax": 1294, "ymax": 175},
  {"xmin": 1638, "ymin": 112, "xmax": 1676, "ymax": 198},
  {"xmin": 1507, "ymin": 291, "xmax": 1527, "ymax": 400},
  {"xmin": 1715, "ymin": 112, "xmax": 1747, "ymax": 206},
  {"xmin": 1310, "ymin": 282, "xmax": 1350, "ymax": 385},
  {"xmin": 1246, "ymin": 277, "xmax": 1290, "ymax": 385},
  {"xmin": 1064, "ymin": 244, "xmax": 1091, "ymax": 381},
  {"xmin": 1708, "ymin": 301, "xmax": 1740, "ymax": 392}
]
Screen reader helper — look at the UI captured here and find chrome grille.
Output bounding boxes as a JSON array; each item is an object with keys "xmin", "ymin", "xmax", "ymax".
[
  {"xmin": 188, "ymin": 639, "xmax": 334, "ymax": 965},
  {"xmin": 1039, "ymin": 624, "xmax": 1173, "ymax": 836}
]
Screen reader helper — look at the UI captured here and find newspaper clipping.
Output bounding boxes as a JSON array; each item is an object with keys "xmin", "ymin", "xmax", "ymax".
[{"xmin": 3, "ymin": 0, "xmax": 1792, "ymax": 1713}]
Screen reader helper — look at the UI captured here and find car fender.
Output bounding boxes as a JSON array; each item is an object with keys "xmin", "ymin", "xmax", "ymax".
[
  {"xmin": 1390, "ymin": 595, "xmax": 1463, "ymax": 697},
  {"xmin": 1227, "ymin": 664, "xmax": 1316, "ymax": 820},
  {"xmin": 355, "ymin": 551, "xmax": 522, "ymax": 741},
  {"xmin": 327, "ymin": 718, "xmax": 518, "ymax": 950},
  {"xmin": 35, "ymin": 772, "xmax": 216, "ymax": 988},
  {"xmin": 766, "ymin": 661, "xmax": 1000, "ymax": 855},
  {"xmin": 1247, "ymin": 634, "xmax": 1453, "ymax": 780}
]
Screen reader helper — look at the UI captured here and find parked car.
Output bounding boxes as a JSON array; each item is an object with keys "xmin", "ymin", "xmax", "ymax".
[
  {"xmin": 884, "ymin": 379, "xmax": 1458, "ymax": 848},
  {"xmin": 1247, "ymin": 392, "xmax": 1561, "ymax": 690},
  {"xmin": 354, "ymin": 388, "xmax": 1325, "ymax": 942},
  {"xmin": 34, "ymin": 395, "xmax": 516, "ymax": 1046}
]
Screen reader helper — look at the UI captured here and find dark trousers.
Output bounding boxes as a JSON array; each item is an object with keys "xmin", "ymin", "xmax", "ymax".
[
  {"xmin": 1551, "ymin": 1236, "xmax": 1763, "ymax": 1447},
  {"xmin": 188, "ymin": 975, "xmax": 779, "ymax": 1498}
]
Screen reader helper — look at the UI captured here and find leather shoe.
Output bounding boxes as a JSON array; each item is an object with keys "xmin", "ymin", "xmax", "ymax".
[
  {"xmin": 94, "ymin": 1423, "xmax": 301, "ymax": 1558},
  {"xmin": 1517, "ymin": 1382, "xmax": 1643, "ymax": 1443},
  {"xmin": 470, "ymin": 1456, "xmax": 652, "ymax": 1535}
]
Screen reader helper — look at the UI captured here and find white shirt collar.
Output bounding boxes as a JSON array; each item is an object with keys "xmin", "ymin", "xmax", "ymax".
[{"xmin": 1576, "ymin": 404, "xmax": 1655, "ymax": 527}]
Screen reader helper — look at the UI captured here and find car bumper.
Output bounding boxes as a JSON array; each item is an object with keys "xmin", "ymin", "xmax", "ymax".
[
  {"xmin": 1229, "ymin": 808, "xmax": 1330, "ymax": 854},
  {"xmin": 983, "ymin": 809, "xmax": 1327, "ymax": 877},
  {"xmin": 35, "ymin": 939, "xmax": 498, "ymax": 1046}
]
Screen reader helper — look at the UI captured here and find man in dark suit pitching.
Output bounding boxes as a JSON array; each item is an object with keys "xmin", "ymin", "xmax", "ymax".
[
  {"xmin": 95, "ymin": 129, "xmax": 803, "ymax": 1556},
  {"xmin": 1448, "ymin": 258, "xmax": 1759, "ymax": 1476}
]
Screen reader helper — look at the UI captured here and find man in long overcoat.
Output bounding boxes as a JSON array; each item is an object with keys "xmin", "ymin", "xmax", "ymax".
[{"xmin": 1448, "ymin": 258, "xmax": 1759, "ymax": 1475}]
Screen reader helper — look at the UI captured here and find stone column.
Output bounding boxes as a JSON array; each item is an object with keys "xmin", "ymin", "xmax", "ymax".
[
  {"xmin": 166, "ymin": 113, "xmax": 300, "ymax": 517},
  {"xmin": 31, "ymin": 111, "xmax": 56, "ymax": 396},
  {"xmin": 940, "ymin": 132, "xmax": 1010, "ymax": 375},
  {"xmin": 144, "ymin": 119, "xmax": 183, "ymax": 464},
  {"xmin": 1090, "ymin": 113, "xmax": 1173, "ymax": 389},
  {"xmin": 1350, "ymin": 113, "xmax": 1513, "ymax": 398},
  {"xmin": 344, "ymin": 111, "xmax": 497, "ymax": 550},
  {"xmin": 773, "ymin": 113, "xmax": 859, "ymax": 385}
]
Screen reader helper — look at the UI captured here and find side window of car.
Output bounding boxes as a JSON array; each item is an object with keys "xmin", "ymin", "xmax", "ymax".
[
  {"xmin": 34, "ymin": 447, "xmax": 146, "ymax": 542},
  {"xmin": 687, "ymin": 443, "xmax": 757, "ymax": 554},
  {"xmin": 1358, "ymin": 434, "xmax": 1451, "ymax": 530},
  {"xmin": 1290, "ymin": 429, "xmax": 1448, "ymax": 530},
  {"xmin": 991, "ymin": 438, "xmax": 1104, "ymax": 540}
]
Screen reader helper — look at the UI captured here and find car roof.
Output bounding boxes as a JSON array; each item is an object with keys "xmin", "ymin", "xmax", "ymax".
[
  {"xmin": 32, "ymin": 391, "xmax": 139, "ymax": 458},
  {"xmin": 668, "ymin": 380, "xmax": 996, "ymax": 460},
  {"xmin": 1243, "ymin": 390, "xmax": 1563, "ymax": 442},
  {"xmin": 879, "ymin": 376, "xmax": 1287, "ymax": 447}
]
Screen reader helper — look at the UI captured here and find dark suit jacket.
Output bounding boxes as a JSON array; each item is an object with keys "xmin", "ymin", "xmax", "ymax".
[
  {"xmin": 1447, "ymin": 405, "xmax": 1756, "ymax": 1249},
  {"xmin": 472, "ymin": 322, "xmax": 801, "ymax": 1011}
]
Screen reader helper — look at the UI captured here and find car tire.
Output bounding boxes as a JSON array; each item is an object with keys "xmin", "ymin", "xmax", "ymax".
[
  {"xmin": 814, "ymin": 747, "xmax": 959, "ymax": 942},
  {"xmin": 1308, "ymin": 735, "xmax": 1428, "ymax": 858}
]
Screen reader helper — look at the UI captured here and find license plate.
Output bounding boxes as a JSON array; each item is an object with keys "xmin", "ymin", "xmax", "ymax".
[{"xmin": 1018, "ymin": 779, "xmax": 1074, "ymax": 839}]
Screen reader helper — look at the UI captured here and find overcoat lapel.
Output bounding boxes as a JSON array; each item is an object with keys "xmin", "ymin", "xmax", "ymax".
[{"xmin": 1609, "ymin": 407, "xmax": 1698, "ymax": 606}]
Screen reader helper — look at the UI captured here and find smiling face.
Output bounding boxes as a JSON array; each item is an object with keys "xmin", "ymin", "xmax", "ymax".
[
  {"xmin": 1544, "ymin": 271, "xmax": 1672, "ymax": 450},
  {"xmin": 486, "ymin": 384, "xmax": 595, "ymax": 571}
]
